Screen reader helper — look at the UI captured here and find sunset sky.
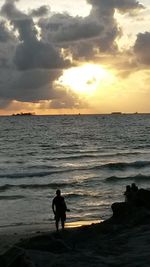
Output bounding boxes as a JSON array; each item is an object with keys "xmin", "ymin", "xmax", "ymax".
[{"xmin": 0, "ymin": 0, "xmax": 149, "ymax": 115}]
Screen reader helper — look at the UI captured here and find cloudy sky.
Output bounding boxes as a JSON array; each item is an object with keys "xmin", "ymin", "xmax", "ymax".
[{"xmin": 0, "ymin": 0, "xmax": 149, "ymax": 115}]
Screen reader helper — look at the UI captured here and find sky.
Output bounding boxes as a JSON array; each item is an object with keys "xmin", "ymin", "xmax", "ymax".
[{"xmin": 0, "ymin": 0, "xmax": 150, "ymax": 115}]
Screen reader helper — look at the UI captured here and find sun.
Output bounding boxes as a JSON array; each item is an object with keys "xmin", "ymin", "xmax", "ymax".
[{"xmin": 58, "ymin": 64, "xmax": 113, "ymax": 96}]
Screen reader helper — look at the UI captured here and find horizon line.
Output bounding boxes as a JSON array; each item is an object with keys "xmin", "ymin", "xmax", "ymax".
[{"xmin": 1, "ymin": 112, "xmax": 150, "ymax": 117}]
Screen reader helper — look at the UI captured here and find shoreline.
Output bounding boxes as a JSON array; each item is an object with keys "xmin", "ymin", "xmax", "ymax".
[
  {"xmin": 0, "ymin": 202, "xmax": 150, "ymax": 267},
  {"xmin": 2, "ymin": 189, "xmax": 150, "ymax": 266},
  {"xmin": 2, "ymin": 214, "xmax": 150, "ymax": 267},
  {"xmin": 0, "ymin": 219, "xmax": 101, "ymax": 255}
]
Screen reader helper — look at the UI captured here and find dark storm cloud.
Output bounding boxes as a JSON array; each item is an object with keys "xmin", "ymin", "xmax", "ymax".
[
  {"xmin": 114, "ymin": 0, "xmax": 144, "ymax": 12},
  {"xmin": 1, "ymin": 0, "xmax": 71, "ymax": 70},
  {"xmin": 1, "ymin": 0, "xmax": 38, "ymax": 41},
  {"xmin": 41, "ymin": 13, "xmax": 103, "ymax": 42},
  {"xmin": 87, "ymin": 0, "xmax": 144, "ymax": 12},
  {"xmin": 70, "ymin": 41, "xmax": 96, "ymax": 59},
  {"xmin": 10, "ymin": 69, "xmax": 84, "ymax": 109},
  {"xmin": 39, "ymin": 0, "xmax": 143, "ymax": 59},
  {"xmin": 39, "ymin": 11, "xmax": 118, "ymax": 55},
  {"xmin": 0, "ymin": 67, "xmax": 62, "ymax": 102},
  {"xmin": 0, "ymin": 29, "xmax": 17, "ymax": 70},
  {"xmin": 86, "ymin": 0, "xmax": 144, "ymax": 51},
  {"xmin": 0, "ymin": 0, "xmax": 73, "ymax": 108},
  {"xmin": 30, "ymin": 6, "xmax": 50, "ymax": 18},
  {"xmin": 1, "ymin": 0, "xmax": 23, "ymax": 20},
  {"xmin": 14, "ymin": 41, "xmax": 70, "ymax": 70},
  {"xmin": 11, "ymin": 69, "xmax": 62, "ymax": 102},
  {"xmin": 134, "ymin": 32, "xmax": 150, "ymax": 65}
]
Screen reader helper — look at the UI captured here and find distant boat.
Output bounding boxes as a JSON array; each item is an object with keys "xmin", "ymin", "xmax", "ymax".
[
  {"xmin": 111, "ymin": 112, "xmax": 122, "ymax": 115},
  {"xmin": 12, "ymin": 112, "xmax": 35, "ymax": 116}
]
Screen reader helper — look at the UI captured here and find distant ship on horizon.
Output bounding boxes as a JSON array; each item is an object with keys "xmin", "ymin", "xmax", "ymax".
[
  {"xmin": 111, "ymin": 112, "xmax": 122, "ymax": 115},
  {"xmin": 12, "ymin": 112, "xmax": 35, "ymax": 116}
]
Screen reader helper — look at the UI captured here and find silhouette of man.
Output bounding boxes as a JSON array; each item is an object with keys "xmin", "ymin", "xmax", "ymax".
[
  {"xmin": 52, "ymin": 189, "xmax": 69, "ymax": 231},
  {"xmin": 124, "ymin": 185, "xmax": 132, "ymax": 202}
]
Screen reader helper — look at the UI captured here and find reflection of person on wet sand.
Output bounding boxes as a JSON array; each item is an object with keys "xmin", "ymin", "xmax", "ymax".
[{"xmin": 52, "ymin": 189, "xmax": 70, "ymax": 231}]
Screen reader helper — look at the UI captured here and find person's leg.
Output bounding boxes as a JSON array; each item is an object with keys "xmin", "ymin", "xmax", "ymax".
[
  {"xmin": 61, "ymin": 218, "xmax": 65, "ymax": 229},
  {"xmin": 61, "ymin": 213, "xmax": 66, "ymax": 230},
  {"xmin": 55, "ymin": 215, "xmax": 59, "ymax": 231}
]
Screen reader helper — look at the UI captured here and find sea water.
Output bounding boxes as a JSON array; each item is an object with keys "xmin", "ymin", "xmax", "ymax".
[{"xmin": 0, "ymin": 114, "xmax": 150, "ymax": 230}]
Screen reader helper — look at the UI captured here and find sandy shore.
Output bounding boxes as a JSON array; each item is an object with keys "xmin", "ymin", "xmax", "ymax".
[
  {"xmin": 1, "ymin": 200, "xmax": 150, "ymax": 266},
  {"xmin": 0, "ymin": 224, "xmax": 52, "ymax": 255},
  {"xmin": 0, "ymin": 220, "xmax": 100, "ymax": 255},
  {"xmin": 1, "ymin": 217, "xmax": 150, "ymax": 266}
]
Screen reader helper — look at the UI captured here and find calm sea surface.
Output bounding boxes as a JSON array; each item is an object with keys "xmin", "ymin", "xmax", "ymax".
[{"xmin": 0, "ymin": 114, "xmax": 150, "ymax": 229}]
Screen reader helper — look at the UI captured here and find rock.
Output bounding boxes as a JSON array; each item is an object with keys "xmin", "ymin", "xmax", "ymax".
[
  {"xmin": 111, "ymin": 188, "xmax": 150, "ymax": 225},
  {"xmin": 137, "ymin": 189, "xmax": 150, "ymax": 208},
  {"xmin": 111, "ymin": 202, "xmax": 133, "ymax": 219}
]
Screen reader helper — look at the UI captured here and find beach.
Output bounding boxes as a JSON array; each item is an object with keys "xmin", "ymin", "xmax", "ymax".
[
  {"xmin": 0, "ymin": 220, "xmax": 100, "ymax": 255},
  {"xmin": 0, "ymin": 219, "xmax": 101, "ymax": 255},
  {"xmin": 1, "ymin": 195, "xmax": 150, "ymax": 267},
  {"xmin": 0, "ymin": 224, "xmax": 51, "ymax": 255}
]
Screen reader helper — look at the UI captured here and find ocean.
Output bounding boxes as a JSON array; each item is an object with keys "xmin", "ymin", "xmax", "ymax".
[{"xmin": 0, "ymin": 114, "xmax": 150, "ymax": 230}]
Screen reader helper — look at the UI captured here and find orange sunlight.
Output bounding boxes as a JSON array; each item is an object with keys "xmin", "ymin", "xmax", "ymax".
[{"xmin": 58, "ymin": 64, "xmax": 114, "ymax": 97}]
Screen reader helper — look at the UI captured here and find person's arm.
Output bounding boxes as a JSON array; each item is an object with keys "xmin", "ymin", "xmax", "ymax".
[
  {"xmin": 64, "ymin": 199, "xmax": 70, "ymax": 212},
  {"xmin": 52, "ymin": 199, "xmax": 56, "ymax": 215}
]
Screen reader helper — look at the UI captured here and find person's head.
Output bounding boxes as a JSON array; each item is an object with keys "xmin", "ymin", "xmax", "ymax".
[
  {"xmin": 131, "ymin": 183, "xmax": 138, "ymax": 191},
  {"xmin": 56, "ymin": 189, "xmax": 61, "ymax": 196},
  {"xmin": 126, "ymin": 185, "xmax": 131, "ymax": 191}
]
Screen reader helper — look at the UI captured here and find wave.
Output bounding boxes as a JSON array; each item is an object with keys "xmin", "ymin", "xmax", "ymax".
[
  {"xmin": 105, "ymin": 174, "xmax": 150, "ymax": 182},
  {"xmin": 0, "ymin": 160, "xmax": 150, "ymax": 180},
  {"xmin": 0, "ymin": 169, "xmax": 66, "ymax": 179},
  {"xmin": 43, "ymin": 151, "xmax": 147, "ymax": 161},
  {"xmin": 0, "ymin": 184, "xmax": 12, "ymax": 191},
  {"xmin": 61, "ymin": 154, "xmax": 97, "ymax": 160},
  {"xmin": 0, "ymin": 166, "xmax": 91, "ymax": 179},
  {"xmin": 38, "ymin": 154, "xmax": 97, "ymax": 161},
  {"xmin": 27, "ymin": 165, "xmax": 58, "ymax": 170},
  {"xmin": 93, "ymin": 160, "xmax": 150, "ymax": 171},
  {"xmin": 65, "ymin": 192, "xmax": 99, "ymax": 198},
  {"xmin": 0, "ymin": 181, "xmax": 78, "ymax": 192},
  {"xmin": 0, "ymin": 195, "xmax": 25, "ymax": 200}
]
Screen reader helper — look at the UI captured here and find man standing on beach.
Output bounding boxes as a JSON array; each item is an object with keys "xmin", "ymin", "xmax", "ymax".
[{"xmin": 52, "ymin": 189, "xmax": 69, "ymax": 231}]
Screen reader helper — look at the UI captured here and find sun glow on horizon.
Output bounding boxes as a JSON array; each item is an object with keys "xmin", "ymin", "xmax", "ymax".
[{"xmin": 58, "ymin": 64, "xmax": 114, "ymax": 96}]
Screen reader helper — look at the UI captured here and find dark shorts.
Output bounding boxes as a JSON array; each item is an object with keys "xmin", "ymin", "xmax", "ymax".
[{"xmin": 55, "ymin": 212, "xmax": 66, "ymax": 222}]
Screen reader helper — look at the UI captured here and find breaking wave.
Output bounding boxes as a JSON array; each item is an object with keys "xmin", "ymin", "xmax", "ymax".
[
  {"xmin": 0, "ymin": 181, "xmax": 78, "ymax": 192},
  {"xmin": 0, "ymin": 195, "xmax": 25, "ymax": 200},
  {"xmin": 106, "ymin": 174, "xmax": 150, "ymax": 182},
  {"xmin": 98, "ymin": 161, "xmax": 150, "ymax": 171}
]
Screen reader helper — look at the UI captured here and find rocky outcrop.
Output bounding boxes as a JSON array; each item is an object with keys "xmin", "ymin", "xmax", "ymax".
[
  {"xmin": 137, "ymin": 188, "xmax": 150, "ymax": 208},
  {"xmin": 111, "ymin": 188, "xmax": 150, "ymax": 225}
]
